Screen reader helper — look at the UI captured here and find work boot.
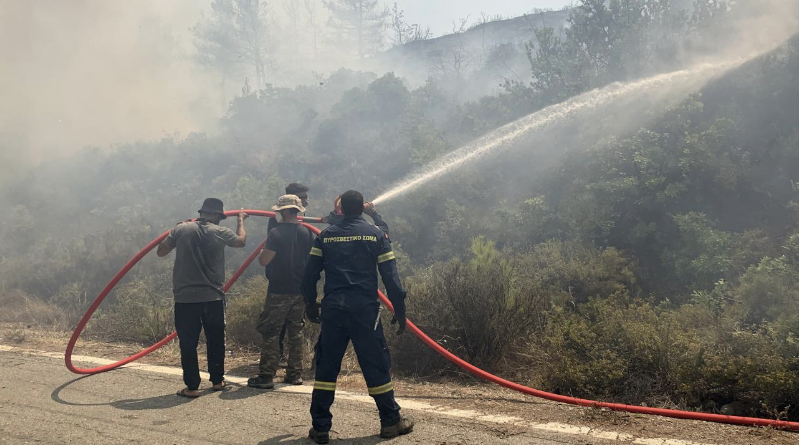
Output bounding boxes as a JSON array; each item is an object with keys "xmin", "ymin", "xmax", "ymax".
[
  {"xmin": 308, "ymin": 427, "xmax": 329, "ymax": 444},
  {"xmin": 283, "ymin": 374, "xmax": 303, "ymax": 385},
  {"xmin": 247, "ymin": 375, "xmax": 274, "ymax": 389},
  {"xmin": 379, "ymin": 416, "xmax": 414, "ymax": 439}
]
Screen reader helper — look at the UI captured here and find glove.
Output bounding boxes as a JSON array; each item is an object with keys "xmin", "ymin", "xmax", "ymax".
[
  {"xmin": 391, "ymin": 315, "xmax": 406, "ymax": 335},
  {"xmin": 306, "ymin": 302, "xmax": 321, "ymax": 324}
]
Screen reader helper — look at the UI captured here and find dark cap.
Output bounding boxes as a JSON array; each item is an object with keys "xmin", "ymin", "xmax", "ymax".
[{"xmin": 198, "ymin": 198, "xmax": 227, "ymax": 219}]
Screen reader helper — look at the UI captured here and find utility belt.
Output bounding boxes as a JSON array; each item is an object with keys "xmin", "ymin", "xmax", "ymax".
[{"xmin": 321, "ymin": 294, "xmax": 381, "ymax": 314}]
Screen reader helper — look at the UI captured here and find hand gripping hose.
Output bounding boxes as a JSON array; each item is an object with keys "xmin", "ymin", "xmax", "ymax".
[{"xmin": 66, "ymin": 212, "xmax": 799, "ymax": 432}]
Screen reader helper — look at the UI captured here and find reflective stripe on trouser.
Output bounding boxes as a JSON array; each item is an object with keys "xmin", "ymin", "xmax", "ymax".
[
  {"xmin": 310, "ymin": 307, "xmax": 401, "ymax": 432},
  {"xmin": 313, "ymin": 381, "xmax": 336, "ymax": 391},
  {"xmin": 256, "ymin": 293, "xmax": 305, "ymax": 379}
]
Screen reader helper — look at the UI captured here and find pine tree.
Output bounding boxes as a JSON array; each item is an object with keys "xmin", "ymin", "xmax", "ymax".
[
  {"xmin": 191, "ymin": 0, "xmax": 272, "ymax": 89},
  {"xmin": 325, "ymin": 0, "xmax": 388, "ymax": 58}
]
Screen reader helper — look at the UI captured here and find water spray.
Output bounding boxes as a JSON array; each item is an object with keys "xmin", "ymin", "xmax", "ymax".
[{"xmin": 372, "ymin": 60, "xmax": 746, "ymax": 206}]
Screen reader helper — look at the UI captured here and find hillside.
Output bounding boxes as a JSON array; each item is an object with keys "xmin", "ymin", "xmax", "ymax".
[
  {"xmin": 369, "ymin": 9, "xmax": 571, "ymax": 92},
  {"xmin": 383, "ymin": 9, "xmax": 571, "ymax": 60}
]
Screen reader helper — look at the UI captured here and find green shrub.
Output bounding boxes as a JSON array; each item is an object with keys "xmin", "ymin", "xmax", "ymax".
[
  {"xmin": 733, "ymin": 256, "xmax": 799, "ymax": 325},
  {"xmin": 226, "ymin": 276, "xmax": 268, "ymax": 349},
  {"xmin": 536, "ymin": 294, "xmax": 688, "ymax": 403},
  {"xmin": 532, "ymin": 291, "xmax": 799, "ymax": 418},
  {"xmin": 394, "ymin": 237, "xmax": 547, "ymax": 374},
  {"xmin": 672, "ymin": 309, "xmax": 799, "ymax": 418},
  {"xmin": 515, "ymin": 240, "xmax": 637, "ymax": 305}
]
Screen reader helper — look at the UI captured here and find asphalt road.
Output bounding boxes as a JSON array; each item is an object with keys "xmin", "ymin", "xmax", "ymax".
[{"xmin": 0, "ymin": 349, "xmax": 624, "ymax": 445}]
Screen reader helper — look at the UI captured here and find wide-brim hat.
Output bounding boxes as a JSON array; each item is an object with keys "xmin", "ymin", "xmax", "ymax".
[
  {"xmin": 272, "ymin": 194, "xmax": 306, "ymax": 213},
  {"xmin": 198, "ymin": 197, "xmax": 227, "ymax": 219}
]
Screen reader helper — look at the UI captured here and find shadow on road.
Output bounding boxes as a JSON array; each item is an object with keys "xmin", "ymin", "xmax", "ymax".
[
  {"xmin": 218, "ymin": 382, "xmax": 264, "ymax": 401},
  {"xmin": 256, "ymin": 434, "xmax": 308, "ymax": 444},
  {"xmin": 51, "ymin": 374, "xmax": 194, "ymax": 410},
  {"xmin": 51, "ymin": 374, "xmax": 306, "ymax": 410},
  {"xmin": 227, "ymin": 364, "xmax": 259, "ymax": 377},
  {"xmin": 257, "ymin": 433, "xmax": 386, "ymax": 444},
  {"xmin": 111, "ymin": 393, "xmax": 194, "ymax": 410},
  {"xmin": 51, "ymin": 375, "xmax": 108, "ymax": 407}
]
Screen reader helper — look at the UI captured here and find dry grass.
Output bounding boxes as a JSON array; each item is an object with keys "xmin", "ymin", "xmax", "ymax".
[{"xmin": 0, "ymin": 290, "xmax": 67, "ymax": 328}]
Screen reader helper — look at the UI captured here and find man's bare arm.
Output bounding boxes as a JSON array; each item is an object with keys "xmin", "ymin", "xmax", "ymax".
[
  {"xmin": 156, "ymin": 242, "xmax": 174, "ymax": 257},
  {"xmin": 157, "ymin": 221, "xmax": 186, "ymax": 257},
  {"xmin": 230, "ymin": 211, "xmax": 248, "ymax": 247}
]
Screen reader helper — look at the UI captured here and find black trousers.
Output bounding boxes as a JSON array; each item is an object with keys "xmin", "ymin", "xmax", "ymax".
[
  {"xmin": 174, "ymin": 300, "xmax": 226, "ymax": 390},
  {"xmin": 311, "ymin": 307, "xmax": 400, "ymax": 432}
]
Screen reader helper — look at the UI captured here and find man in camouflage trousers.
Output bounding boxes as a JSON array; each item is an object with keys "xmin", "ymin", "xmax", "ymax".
[{"xmin": 248, "ymin": 195, "xmax": 316, "ymax": 388}]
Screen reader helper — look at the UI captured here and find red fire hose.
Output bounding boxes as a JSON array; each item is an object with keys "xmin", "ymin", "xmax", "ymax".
[
  {"xmin": 375, "ymin": 293, "xmax": 799, "ymax": 431},
  {"xmin": 65, "ymin": 211, "xmax": 799, "ymax": 431}
]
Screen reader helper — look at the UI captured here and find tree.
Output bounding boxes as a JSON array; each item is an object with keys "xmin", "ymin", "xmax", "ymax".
[
  {"xmin": 389, "ymin": 2, "xmax": 432, "ymax": 46},
  {"xmin": 524, "ymin": 0, "xmax": 687, "ymax": 98},
  {"xmin": 325, "ymin": 0, "xmax": 388, "ymax": 58},
  {"xmin": 690, "ymin": 0, "xmax": 731, "ymax": 40},
  {"xmin": 527, "ymin": 27, "xmax": 571, "ymax": 101},
  {"xmin": 192, "ymin": 0, "xmax": 273, "ymax": 89},
  {"xmin": 304, "ymin": 0, "xmax": 322, "ymax": 58},
  {"xmin": 431, "ymin": 17, "xmax": 475, "ymax": 79},
  {"xmin": 284, "ymin": 0, "xmax": 302, "ymax": 56},
  {"xmin": 389, "ymin": 2, "xmax": 411, "ymax": 46},
  {"xmin": 408, "ymin": 23, "xmax": 433, "ymax": 42}
]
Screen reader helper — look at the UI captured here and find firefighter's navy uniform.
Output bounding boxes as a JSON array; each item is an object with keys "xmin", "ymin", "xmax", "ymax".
[{"xmin": 301, "ymin": 215, "xmax": 407, "ymax": 433}]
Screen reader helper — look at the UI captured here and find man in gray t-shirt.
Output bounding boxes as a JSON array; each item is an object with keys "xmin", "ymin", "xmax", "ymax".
[{"xmin": 157, "ymin": 197, "xmax": 247, "ymax": 398}]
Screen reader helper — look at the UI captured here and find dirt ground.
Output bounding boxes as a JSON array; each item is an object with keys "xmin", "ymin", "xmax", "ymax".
[{"xmin": 2, "ymin": 322, "xmax": 798, "ymax": 445}]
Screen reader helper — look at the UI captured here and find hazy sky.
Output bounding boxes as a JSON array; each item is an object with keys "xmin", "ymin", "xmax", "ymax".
[
  {"xmin": 2, "ymin": 0, "xmax": 796, "ymax": 165},
  {"xmin": 398, "ymin": 0, "xmax": 571, "ymax": 35},
  {"xmin": 0, "ymin": 0, "xmax": 570, "ymax": 161}
]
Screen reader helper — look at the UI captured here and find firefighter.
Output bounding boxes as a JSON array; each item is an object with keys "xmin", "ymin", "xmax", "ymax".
[{"xmin": 301, "ymin": 190, "xmax": 413, "ymax": 444}]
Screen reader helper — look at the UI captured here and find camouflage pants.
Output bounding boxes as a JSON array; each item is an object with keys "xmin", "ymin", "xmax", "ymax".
[{"xmin": 256, "ymin": 293, "xmax": 304, "ymax": 379}]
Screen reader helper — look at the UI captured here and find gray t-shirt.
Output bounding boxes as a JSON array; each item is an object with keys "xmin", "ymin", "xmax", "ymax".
[{"xmin": 163, "ymin": 220, "xmax": 240, "ymax": 303}]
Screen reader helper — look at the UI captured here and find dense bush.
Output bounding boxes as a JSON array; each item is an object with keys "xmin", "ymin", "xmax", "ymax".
[
  {"xmin": 536, "ymin": 295, "xmax": 684, "ymax": 402},
  {"xmin": 395, "ymin": 238, "xmax": 799, "ymax": 419},
  {"xmin": 530, "ymin": 292, "xmax": 799, "ymax": 418},
  {"xmin": 395, "ymin": 237, "xmax": 546, "ymax": 372}
]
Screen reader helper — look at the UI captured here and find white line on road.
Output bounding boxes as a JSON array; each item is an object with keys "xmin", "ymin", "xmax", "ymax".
[{"xmin": 1, "ymin": 344, "xmax": 715, "ymax": 445}]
